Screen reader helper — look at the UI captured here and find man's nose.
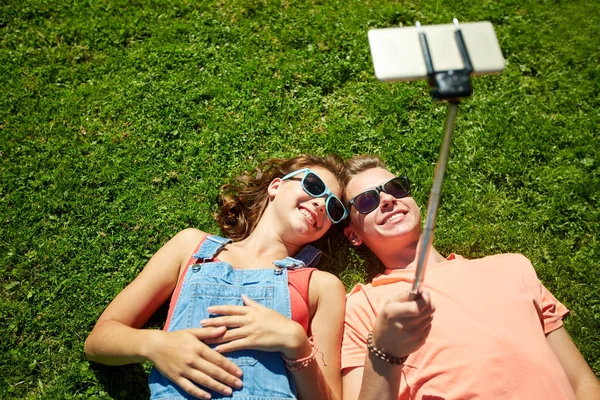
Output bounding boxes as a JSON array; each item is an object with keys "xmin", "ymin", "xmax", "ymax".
[{"xmin": 379, "ymin": 191, "xmax": 396, "ymax": 209}]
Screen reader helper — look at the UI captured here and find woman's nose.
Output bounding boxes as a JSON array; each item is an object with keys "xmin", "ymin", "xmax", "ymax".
[{"xmin": 312, "ymin": 198, "xmax": 326, "ymax": 213}]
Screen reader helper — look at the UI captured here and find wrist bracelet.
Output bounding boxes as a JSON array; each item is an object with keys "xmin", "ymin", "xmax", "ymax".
[
  {"xmin": 367, "ymin": 331, "xmax": 409, "ymax": 365},
  {"xmin": 282, "ymin": 336, "xmax": 318, "ymax": 371}
]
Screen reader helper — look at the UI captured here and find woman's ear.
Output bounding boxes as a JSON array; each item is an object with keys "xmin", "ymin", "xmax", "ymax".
[
  {"xmin": 267, "ymin": 178, "xmax": 282, "ymax": 198},
  {"xmin": 344, "ymin": 226, "xmax": 362, "ymax": 247}
]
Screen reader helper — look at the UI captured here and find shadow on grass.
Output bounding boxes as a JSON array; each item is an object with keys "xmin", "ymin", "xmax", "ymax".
[
  {"xmin": 89, "ymin": 303, "xmax": 169, "ymax": 399},
  {"xmin": 89, "ymin": 363, "xmax": 150, "ymax": 399}
]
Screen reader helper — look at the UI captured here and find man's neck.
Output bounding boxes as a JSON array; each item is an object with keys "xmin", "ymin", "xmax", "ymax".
[{"xmin": 371, "ymin": 235, "xmax": 445, "ymax": 271}]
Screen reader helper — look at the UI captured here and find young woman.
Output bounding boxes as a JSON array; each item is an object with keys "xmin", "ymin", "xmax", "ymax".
[{"xmin": 84, "ymin": 154, "xmax": 348, "ymax": 400}]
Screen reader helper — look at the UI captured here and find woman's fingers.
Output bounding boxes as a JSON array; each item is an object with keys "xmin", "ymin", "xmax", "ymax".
[
  {"xmin": 187, "ymin": 326, "xmax": 228, "ymax": 339},
  {"xmin": 207, "ymin": 305, "xmax": 248, "ymax": 315},
  {"xmin": 198, "ymin": 341, "xmax": 243, "ymax": 378},
  {"xmin": 201, "ymin": 316, "xmax": 245, "ymax": 328},
  {"xmin": 184, "ymin": 359, "xmax": 243, "ymax": 397},
  {"xmin": 176, "ymin": 378, "xmax": 213, "ymax": 400},
  {"xmin": 193, "ymin": 357, "xmax": 244, "ymax": 389},
  {"xmin": 241, "ymin": 294, "xmax": 260, "ymax": 307},
  {"xmin": 214, "ymin": 337, "xmax": 252, "ymax": 354},
  {"xmin": 203, "ymin": 327, "xmax": 248, "ymax": 345}
]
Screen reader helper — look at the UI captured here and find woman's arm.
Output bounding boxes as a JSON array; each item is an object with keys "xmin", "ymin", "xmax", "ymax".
[
  {"xmin": 547, "ymin": 327, "xmax": 600, "ymax": 399},
  {"xmin": 290, "ymin": 271, "xmax": 346, "ymax": 400},
  {"xmin": 84, "ymin": 228, "xmax": 242, "ymax": 398}
]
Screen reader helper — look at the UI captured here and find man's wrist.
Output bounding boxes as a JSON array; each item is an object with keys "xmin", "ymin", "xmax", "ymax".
[{"xmin": 367, "ymin": 331, "xmax": 409, "ymax": 365}]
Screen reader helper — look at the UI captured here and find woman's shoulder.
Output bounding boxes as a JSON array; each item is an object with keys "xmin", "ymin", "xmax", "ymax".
[
  {"xmin": 165, "ymin": 228, "xmax": 211, "ymax": 258},
  {"xmin": 174, "ymin": 227, "xmax": 209, "ymax": 242},
  {"xmin": 309, "ymin": 270, "xmax": 346, "ymax": 296}
]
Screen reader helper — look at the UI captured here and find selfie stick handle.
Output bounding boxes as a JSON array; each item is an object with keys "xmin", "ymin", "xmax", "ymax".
[
  {"xmin": 410, "ymin": 19, "xmax": 471, "ymax": 298},
  {"xmin": 410, "ymin": 102, "xmax": 458, "ymax": 297}
]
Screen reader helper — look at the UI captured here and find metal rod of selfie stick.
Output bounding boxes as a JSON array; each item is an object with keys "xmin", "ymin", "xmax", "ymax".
[{"xmin": 410, "ymin": 101, "xmax": 459, "ymax": 297}]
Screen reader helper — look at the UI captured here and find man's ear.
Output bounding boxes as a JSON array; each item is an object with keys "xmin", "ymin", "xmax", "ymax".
[{"xmin": 344, "ymin": 225, "xmax": 363, "ymax": 247}]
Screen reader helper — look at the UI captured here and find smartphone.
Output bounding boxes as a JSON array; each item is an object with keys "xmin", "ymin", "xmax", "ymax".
[{"xmin": 368, "ymin": 21, "xmax": 505, "ymax": 82}]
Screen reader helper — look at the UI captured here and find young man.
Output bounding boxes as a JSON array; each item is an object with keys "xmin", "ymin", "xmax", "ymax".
[{"xmin": 341, "ymin": 155, "xmax": 600, "ymax": 400}]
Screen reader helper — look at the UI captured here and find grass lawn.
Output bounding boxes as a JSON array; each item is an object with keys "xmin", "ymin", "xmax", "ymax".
[{"xmin": 1, "ymin": 0, "xmax": 599, "ymax": 398}]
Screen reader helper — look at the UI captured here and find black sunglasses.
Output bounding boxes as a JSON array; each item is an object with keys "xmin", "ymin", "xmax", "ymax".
[{"xmin": 348, "ymin": 176, "xmax": 411, "ymax": 214}]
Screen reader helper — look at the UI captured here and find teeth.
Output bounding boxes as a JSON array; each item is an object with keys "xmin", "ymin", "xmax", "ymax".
[
  {"xmin": 300, "ymin": 209, "xmax": 316, "ymax": 225},
  {"xmin": 383, "ymin": 212, "xmax": 406, "ymax": 224}
]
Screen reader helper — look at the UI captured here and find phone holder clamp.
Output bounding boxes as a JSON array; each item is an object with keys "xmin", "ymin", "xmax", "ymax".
[{"xmin": 417, "ymin": 19, "xmax": 473, "ymax": 103}]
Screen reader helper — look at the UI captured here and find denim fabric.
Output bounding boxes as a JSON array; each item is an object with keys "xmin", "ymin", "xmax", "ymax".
[{"xmin": 149, "ymin": 235, "xmax": 311, "ymax": 400}]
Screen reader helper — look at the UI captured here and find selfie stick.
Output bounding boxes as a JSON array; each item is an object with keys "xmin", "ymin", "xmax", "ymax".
[{"xmin": 410, "ymin": 19, "xmax": 473, "ymax": 298}]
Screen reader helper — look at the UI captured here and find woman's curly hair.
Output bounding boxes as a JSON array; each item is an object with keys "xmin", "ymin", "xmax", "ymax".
[{"xmin": 215, "ymin": 154, "xmax": 348, "ymax": 241}]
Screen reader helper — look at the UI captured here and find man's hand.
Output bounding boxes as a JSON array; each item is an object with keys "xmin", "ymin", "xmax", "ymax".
[{"xmin": 371, "ymin": 290, "xmax": 435, "ymax": 359}]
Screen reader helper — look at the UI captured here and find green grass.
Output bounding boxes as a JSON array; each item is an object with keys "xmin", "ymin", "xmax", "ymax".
[{"xmin": 2, "ymin": 0, "xmax": 599, "ymax": 398}]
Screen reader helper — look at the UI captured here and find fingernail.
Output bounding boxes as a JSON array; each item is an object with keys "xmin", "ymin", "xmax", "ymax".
[
  {"xmin": 235, "ymin": 369, "xmax": 243, "ymax": 378},
  {"xmin": 234, "ymin": 379, "xmax": 243, "ymax": 388},
  {"xmin": 215, "ymin": 346, "xmax": 222, "ymax": 353},
  {"xmin": 223, "ymin": 388, "xmax": 233, "ymax": 395},
  {"xmin": 200, "ymin": 319, "xmax": 208, "ymax": 325}
]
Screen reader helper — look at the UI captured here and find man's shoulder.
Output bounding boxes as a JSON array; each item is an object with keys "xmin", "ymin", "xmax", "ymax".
[
  {"xmin": 467, "ymin": 253, "xmax": 536, "ymax": 275},
  {"xmin": 470, "ymin": 252, "xmax": 532, "ymax": 265},
  {"xmin": 345, "ymin": 282, "xmax": 373, "ymax": 306}
]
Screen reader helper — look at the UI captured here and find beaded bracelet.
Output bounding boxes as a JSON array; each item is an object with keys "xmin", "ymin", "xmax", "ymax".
[
  {"xmin": 367, "ymin": 331, "xmax": 409, "ymax": 365},
  {"xmin": 281, "ymin": 336, "xmax": 318, "ymax": 371}
]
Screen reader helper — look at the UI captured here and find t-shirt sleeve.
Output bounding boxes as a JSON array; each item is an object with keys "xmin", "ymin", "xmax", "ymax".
[
  {"xmin": 519, "ymin": 254, "xmax": 569, "ymax": 335},
  {"xmin": 341, "ymin": 288, "xmax": 376, "ymax": 372},
  {"xmin": 538, "ymin": 282, "xmax": 569, "ymax": 334}
]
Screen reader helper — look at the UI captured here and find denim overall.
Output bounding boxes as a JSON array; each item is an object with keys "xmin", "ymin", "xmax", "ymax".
[{"xmin": 149, "ymin": 235, "xmax": 321, "ymax": 400}]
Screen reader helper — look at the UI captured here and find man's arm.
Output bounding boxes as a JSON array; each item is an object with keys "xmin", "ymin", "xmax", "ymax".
[
  {"xmin": 547, "ymin": 327, "xmax": 600, "ymax": 400},
  {"xmin": 341, "ymin": 291, "xmax": 434, "ymax": 400},
  {"xmin": 343, "ymin": 361, "xmax": 403, "ymax": 400}
]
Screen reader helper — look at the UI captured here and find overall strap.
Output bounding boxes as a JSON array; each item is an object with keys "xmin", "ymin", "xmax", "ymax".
[
  {"xmin": 192, "ymin": 235, "xmax": 232, "ymax": 262},
  {"xmin": 272, "ymin": 245, "xmax": 322, "ymax": 270},
  {"xmin": 295, "ymin": 245, "xmax": 322, "ymax": 268}
]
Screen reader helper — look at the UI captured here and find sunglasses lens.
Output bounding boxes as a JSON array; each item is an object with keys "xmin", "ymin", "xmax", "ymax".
[
  {"xmin": 303, "ymin": 173, "xmax": 326, "ymax": 197},
  {"xmin": 384, "ymin": 178, "xmax": 410, "ymax": 199},
  {"xmin": 353, "ymin": 190, "xmax": 379, "ymax": 214},
  {"xmin": 327, "ymin": 198, "xmax": 346, "ymax": 223}
]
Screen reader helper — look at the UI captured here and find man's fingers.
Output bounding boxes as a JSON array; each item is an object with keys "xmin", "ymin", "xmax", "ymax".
[
  {"xmin": 386, "ymin": 290, "xmax": 434, "ymax": 318},
  {"xmin": 390, "ymin": 290, "xmax": 413, "ymax": 303}
]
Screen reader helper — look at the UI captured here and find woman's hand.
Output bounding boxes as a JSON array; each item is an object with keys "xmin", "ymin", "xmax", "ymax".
[
  {"xmin": 147, "ymin": 327, "xmax": 244, "ymax": 399},
  {"xmin": 201, "ymin": 295, "xmax": 308, "ymax": 359}
]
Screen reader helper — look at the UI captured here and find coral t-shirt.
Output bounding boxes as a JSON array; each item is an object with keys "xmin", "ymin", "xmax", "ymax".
[{"xmin": 342, "ymin": 253, "xmax": 575, "ymax": 399}]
